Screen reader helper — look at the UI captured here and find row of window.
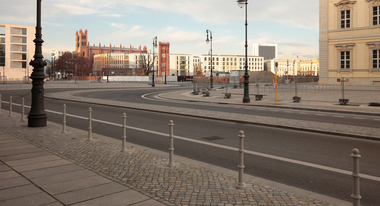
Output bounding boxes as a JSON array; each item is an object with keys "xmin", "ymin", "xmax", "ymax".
[
  {"xmin": 341, "ymin": 6, "xmax": 380, "ymax": 29},
  {"xmin": 339, "ymin": 50, "xmax": 380, "ymax": 69}
]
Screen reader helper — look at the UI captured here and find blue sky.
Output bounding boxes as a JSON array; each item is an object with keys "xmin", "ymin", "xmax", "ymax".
[{"xmin": 0, "ymin": 0, "xmax": 319, "ymax": 60}]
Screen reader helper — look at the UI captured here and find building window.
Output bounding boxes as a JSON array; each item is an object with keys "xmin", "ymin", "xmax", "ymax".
[
  {"xmin": 22, "ymin": 53, "xmax": 26, "ymax": 60},
  {"xmin": 374, "ymin": 6, "xmax": 380, "ymax": 26},
  {"xmin": 22, "ymin": 28, "xmax": 27, "ymax": 35},
  {"xmin": 0, "ymin": 38, "xmax": 4, "ymax": 43},
  {"xmin": 22, "ymin": 45, "xmax": 27, "ymax": 52},
  {"xmin": 340, "ymin": 51, "xmax": 350, "ymax": 69},
  {"xmin": 373, "ymin": 50, "xmax": 380, "ymax": 69},
  {"xmin": 22, "ymin": 37, "xmax": 27, "ymax": 44},
  {"xmin": 340, "ymin": 10, "xmax": 350, "ymax": 28},
  {"xmin": 22, "ymin": 62, "xmax": 26, "ymax": 68}
]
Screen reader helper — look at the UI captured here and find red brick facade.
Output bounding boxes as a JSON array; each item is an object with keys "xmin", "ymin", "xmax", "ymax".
[
  {"xmin": 75, "ymin": 29, "xmax": 148, "ymax": 59},
  {"xmin": 158, "ymin": 42, "xmax": 170, "ymax": 76}
]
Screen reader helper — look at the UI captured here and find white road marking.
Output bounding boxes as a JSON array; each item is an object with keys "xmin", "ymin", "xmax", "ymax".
[
  {"xmin": 257, "ymin": 108, "xmax": 265, "ymax": 111},
  {"xmin": 270, "ymin": 110, "xmax": 278, "ymax": 112},
  {"xmin": 375, "ymin": 119, "xmax": 380, "ymax": 121},
  {"xmin": 300, "ymin": 112, "xmax": 309, "ymax": 115},
  {"xmin": 3, "ymin": 101, "xmax": 380, "ymax": 182},
  {"xmin": 316, "ymin": 114, "xmax": 326, "ymax": 116},
  {"xmin": 284, "ymin": 111, "xmax": 293, "ymax": 113},
  {"xmin": 353, "ymin": 117, "xmax": 364, "ymax": 120},
  {"xmin": 334, "ymin": 115, "xmax": 345, "ymax": 118}
]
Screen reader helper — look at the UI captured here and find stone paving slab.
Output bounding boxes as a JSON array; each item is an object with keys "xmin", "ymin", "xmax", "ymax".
[
  {"xmin": 30, "ymin": 169, "xmax": 98, "ymax": 186},
  {"xmin": 0, "ymin": 176, "xmax": 30, "ymax": 190},
  {"xmin": 6, "ymin": 155, "xmax": 62, "ymax": 167},
  {"xmin": 0, "ymin": 147, "xmax": 45, "ymax": 157},
  {"xmin": 42, "ymin": 175, "xmax": 112, "ymax": 195},
  {"xmin": 0, "ymin": 151, "xmax": 53, "ymax": 162},
  {"xmin": 21, "ymin": 164, "xmax": 83, "ymax": 179},
  {"xmin": 0, "ymin": 110, "xmax": 350, "ymax": 205},
  {"xmin": 54, "ymin": 182, "xmax": 127, "ymax": 205},
  {"xmin": 13, "ymin": 159, "xmax": 72, "ymax": 172},
  {"xmin": 0, "ymin": 170, "xmax": 19, "ymax": 180},
  {"xmin": 0, "ymin": 184, "xmax": 42, "ymax": 202},
  {"xmin": 0, "ymin": 192, "xmax": 58, "ymax": 206},
  {"xmin": 71, "ymin": 190, "xmax": 153, "ymax": 206}
]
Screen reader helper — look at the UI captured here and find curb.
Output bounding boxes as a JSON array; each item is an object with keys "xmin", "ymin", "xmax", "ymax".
[{"xmin": 158, "ymin": 92, "xmax": 380, "ymax": 117}]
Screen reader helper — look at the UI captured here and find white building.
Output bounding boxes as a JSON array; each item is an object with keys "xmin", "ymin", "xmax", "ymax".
[
  {"xmin": 169, "ymin": 54, "xmax": 197, "ymax": 76},
  {"xmin": 199, "ymin": 54, "xmax": 264, "ymax": 75},
  {"xmin": 252, "ymin": 43, "xmax": 278, "ymax": 60},
  {"xmin": 0, "ymin": 23, "xmax": 36, "ymax": 82}
]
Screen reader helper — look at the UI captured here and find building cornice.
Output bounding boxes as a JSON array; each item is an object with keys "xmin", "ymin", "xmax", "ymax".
[
  {"xmin": 335, "ymin": 43, "xmax": 355, "ymax": 50},
  {"xmin": 335, "ymin": 0, "xmax": 356, "ymax": 8}
]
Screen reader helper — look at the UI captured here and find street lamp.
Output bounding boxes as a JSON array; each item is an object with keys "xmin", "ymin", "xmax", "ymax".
[
  {"xmin": 164, "ymin": 48, "xmax": 168, "ymax": 85},
  {"xmin": 152, "ymin": 36, "xmax": 157, "ymax": 87},
  {"xmin": 237, "ymin": 0, "xmax": 250, "ymax": 103},
  {"xmin": 206, "ymin": 30, "xmax": 213, "ymax": 89},
  {"xmin": 28, "ymin": 0, "xmax": 47, "ymax": 127}
]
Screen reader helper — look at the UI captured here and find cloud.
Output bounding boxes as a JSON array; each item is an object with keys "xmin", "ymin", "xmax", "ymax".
[{"xmin": 110, "ymin": 23, "xmax": 124, "ymax": 29}]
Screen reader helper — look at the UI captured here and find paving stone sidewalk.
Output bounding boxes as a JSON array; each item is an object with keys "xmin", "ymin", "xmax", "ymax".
[{"xmin": 0, "ymin": 111, "xmax": 349, "ymax": 206}]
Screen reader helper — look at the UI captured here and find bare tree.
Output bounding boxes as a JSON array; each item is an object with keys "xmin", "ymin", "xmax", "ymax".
[
  {"xmin": 136, "ymin": 52, "xmax": 155, "ymax": 76},
  {"xmin": 54, "ymin": 52, "xmax": 91, "ymax": 79}
]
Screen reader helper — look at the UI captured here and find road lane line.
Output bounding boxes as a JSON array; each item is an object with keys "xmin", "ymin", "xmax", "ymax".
[
  {"xmin": 300, "ymin": 112, "xmax": 309, "ymax": 115},
  {"xmin": 5, "ymin": 101, "xmax": 380, "ymax": 182},
  {"xmin": 334, "ymin": 115, "xmax": 345, "ymax": 118},
  {"xmin": 353, "ymin": 117, "xmax": 364, "ymax": 120},
  {"xmin": 316, "ymin": 114, "xmax": 326, "ymax": 116}
]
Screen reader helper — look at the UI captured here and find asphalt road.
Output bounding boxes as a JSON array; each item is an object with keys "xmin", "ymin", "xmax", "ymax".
[
  {"xmin": 1, "ymin": 87, "xmax": 380, "ymax": 205},
  {"xmin": 76, "ymin": 86, "xmax": 380, "ymax": 129}
]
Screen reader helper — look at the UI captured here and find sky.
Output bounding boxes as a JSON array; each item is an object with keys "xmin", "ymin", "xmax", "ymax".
[{"xmin": 0, "ymin": 0, "xmax": 319, "ymax": 60}]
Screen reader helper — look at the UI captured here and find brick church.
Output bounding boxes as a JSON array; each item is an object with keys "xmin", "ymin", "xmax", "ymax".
[{"xmin": 75, "ymin": 29, "xmax": 148, "ymax": 59}]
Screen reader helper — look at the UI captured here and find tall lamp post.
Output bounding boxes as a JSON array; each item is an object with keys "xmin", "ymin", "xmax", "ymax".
[
  {"xmin": 28, "ymin": 0, "xmax": 47, "ymax": 127},
  {"xmin": 164, "ymin": 48, "xmax": 168, "ymax": 85},
  {"xmin": 237, "ymin": 0, "xmax": 250, "ymax": 103},
  {"xmin": 206, "ymin": 30, "xmax": 213, "ymax": 89},
  {"xmin": 152, "ymin": 36, "xmax": 157, "ymax": 87}
]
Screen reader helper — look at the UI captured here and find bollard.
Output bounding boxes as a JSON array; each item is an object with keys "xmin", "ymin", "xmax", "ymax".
[
  {"xmin": 168, "ymin": 120, "xmax": 175, "ymax": 167},
  {"xmin": 351, "ymin": 148, "xmax": 361, "ymax": 206},
  {"xmin": 8, "ymin": 96, "xmax": 12, "ymax": 117},
  {"xmin": 20, "ymin": 97, "xmax": 25, "ymax": 122},
  {"xmin": 0, "ymin": 94, "xmax": 2, "ymax": 113},
  {"xmin": 62, "ymin": 104, "xmax": 67, "ymax": 134},
  {"xmin": 87, "ymin": 107, "xmax": 93, "ymax": 141},
  {"xmin": 121, "ymin": 113, "xmax": 127, "ymax": 152},
  {"xmin": 236, "ymin": 130, "xmax": 246, "ymax": 189}
]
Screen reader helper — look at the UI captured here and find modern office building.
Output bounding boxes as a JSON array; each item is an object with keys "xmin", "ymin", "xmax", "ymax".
[
  {"xmin": 320, "ymin": 0, "xmax": 380, "ymax": 85},
  {"xmin": 252, "ymin": 43, "xmax": 278, "ymax": 60},
  {"xmin": 0, "ymin": 23, "xmax": 36, "ymax": 82}
]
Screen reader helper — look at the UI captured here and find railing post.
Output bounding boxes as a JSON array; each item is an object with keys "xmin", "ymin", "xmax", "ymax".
[
  {"xmin": 168, "ymin": 120, "xmax": 175, "ymax": 167},
  {"xmin": 236, "ymin": 130, "xmax": 246, "ymax": 189},
  {"xmin": 20, "ymin": 97, "xmax": 25, "ymax": 122},
  {"xmin": 8, "ymin": 96, "xmax": 12, "ymax": 117},
  {"xmin": 62, "ymin": 104, "xmax": 67, "ymax": 134},
  {"xmin": 121, "ymin": 113, "xmax": 127, "ymax": 152},
  {"xmin": 351, "ymin": 148, "xmax": 361, "ymax": 206},
  {"xmin": 87, "ymin": 107, "xmax": 93, "ymax": 141}
]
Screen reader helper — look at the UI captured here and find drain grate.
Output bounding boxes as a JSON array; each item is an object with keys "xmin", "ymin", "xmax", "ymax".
[{"xmin": 202, "ymin": 136, "xmax": 225, "ymax": 141}]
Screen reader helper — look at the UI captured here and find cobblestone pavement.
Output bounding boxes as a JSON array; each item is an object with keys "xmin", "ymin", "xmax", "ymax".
[
  {"xmin": 45, "ymin": 89, "xmax": 380, "ymax": 140},
  {"xmin": 0, "ymin": 111, "xmax": 346, "ymax": 206}
]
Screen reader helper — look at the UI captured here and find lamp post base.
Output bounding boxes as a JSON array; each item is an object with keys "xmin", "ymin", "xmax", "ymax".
[{"xmin": 28, "ymin": 114, "xmax": 47, "ymax": 127}]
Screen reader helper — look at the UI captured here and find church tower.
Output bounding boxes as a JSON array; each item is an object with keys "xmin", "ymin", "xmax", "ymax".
[{"xmin": 75, "ymin": 29, "xmax": 89, "ymax": 57}]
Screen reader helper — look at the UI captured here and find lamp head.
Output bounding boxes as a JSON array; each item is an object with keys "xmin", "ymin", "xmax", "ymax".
[
  {"xmin": 237, "ymin": 0, "xmax": 247, "ymax": 8},
  {"xmin": 206, "ymin": 30, "xmax": 210, "ymax": 44}
]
